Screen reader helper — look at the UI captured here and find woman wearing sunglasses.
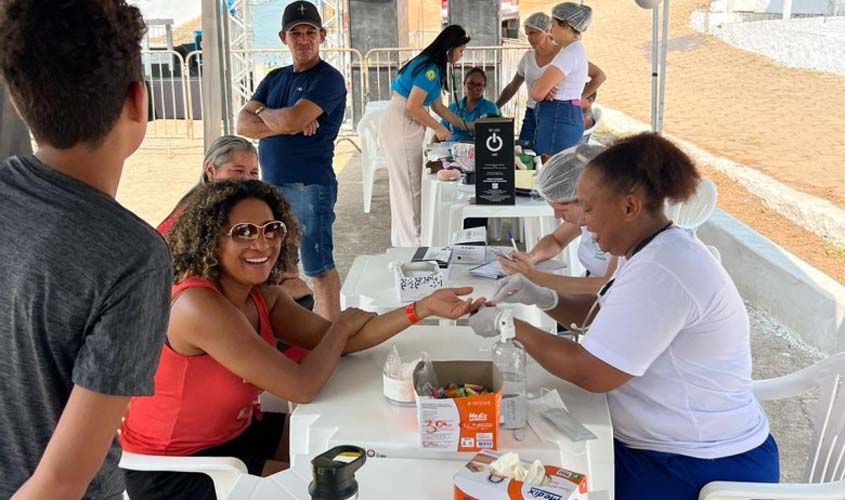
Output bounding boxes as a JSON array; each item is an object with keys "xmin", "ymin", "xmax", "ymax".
[
  {"xmin": 157, "ymin": 134, "xmax": 314, "ymax": 316},
  {"xmin": 120, "ymin": 181, "xmax": 483, "ymax": 500},
  {"xmin": 471, "ymin": 133, "xmax": 777, "ymax": 500}
]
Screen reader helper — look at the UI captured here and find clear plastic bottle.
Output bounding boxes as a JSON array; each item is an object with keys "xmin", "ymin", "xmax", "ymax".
[{"xmin": 491, "ymin": 309, "xmax": 527, "ymax": 434}]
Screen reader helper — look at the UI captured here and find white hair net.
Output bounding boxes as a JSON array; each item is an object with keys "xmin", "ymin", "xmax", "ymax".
[
  {"xmin": 534, "ymin": 143, "xmax": 606, "ymax": 202},
  {"xmin": 524, "ymin": 12, "xmax": 551, "ymax": 32},
  {"xmin": 551, "ymin": 2, "xmax": 593, "ymax": 33}
]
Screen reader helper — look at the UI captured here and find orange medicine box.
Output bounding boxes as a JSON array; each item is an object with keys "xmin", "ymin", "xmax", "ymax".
[
  {"xmin": 413, "ymin": 361, "xmax": 503, "ymax": 452},
  {"xmin": 454, "ymin": 450, "xmax": 588, "ymax": 500}
]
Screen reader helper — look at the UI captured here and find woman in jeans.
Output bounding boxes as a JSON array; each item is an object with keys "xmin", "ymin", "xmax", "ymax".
[{"xmin": 531, "ymin": 3, "xmax": 593, "ymax": 156}]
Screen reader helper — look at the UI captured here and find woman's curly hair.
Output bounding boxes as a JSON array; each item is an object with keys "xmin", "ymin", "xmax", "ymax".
[{"xmin": 166, "ymin": 180, "xmax": 300, "ymax": 285}]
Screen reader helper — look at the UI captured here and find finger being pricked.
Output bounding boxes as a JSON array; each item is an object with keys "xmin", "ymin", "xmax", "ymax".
[{"xmin": 467, "ymin": 297, "xmax": 486, "ymax": 314}]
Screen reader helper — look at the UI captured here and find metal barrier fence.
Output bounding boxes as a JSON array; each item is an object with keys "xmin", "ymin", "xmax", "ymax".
[{"xmin": 141, "ymin": 43, "xmax": 531, "ymax": 143}]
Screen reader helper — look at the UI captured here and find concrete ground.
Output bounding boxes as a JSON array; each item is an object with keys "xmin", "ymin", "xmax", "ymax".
[{"xmin": 119, "ymin": 138, "xmax": 824, "ymax": 484}]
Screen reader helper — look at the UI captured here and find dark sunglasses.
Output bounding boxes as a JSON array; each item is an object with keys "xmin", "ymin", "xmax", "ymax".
[{"xmin": 225, "ymin": 220, "xmax": 287, "ymax": 243}]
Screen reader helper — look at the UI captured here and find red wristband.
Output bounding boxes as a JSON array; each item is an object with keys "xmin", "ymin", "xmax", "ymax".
[{"xmin": 405, "ymin": 302, "xmax": 420, "ymax": 325}]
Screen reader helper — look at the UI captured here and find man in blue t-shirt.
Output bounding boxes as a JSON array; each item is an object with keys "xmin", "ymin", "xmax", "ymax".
[{"xmin": 237, "ymin": 0, "xmax": 347, "ymax": 320}]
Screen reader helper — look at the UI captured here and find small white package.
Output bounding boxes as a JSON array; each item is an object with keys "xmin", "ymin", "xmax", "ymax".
[
  {"xmin": 391, "ymin": 261, "xmax": 443, "ymax": 302},
  {"xmin": 383, "ymin": 345, "xmax": 418, "ymax": 405}
]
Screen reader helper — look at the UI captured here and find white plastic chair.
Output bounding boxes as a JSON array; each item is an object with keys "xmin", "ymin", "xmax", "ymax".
[
  {"xmin": 699, "ymin": 352, "xmax": 845, "ymax": 499},
  {"xmin": 581, "ymin": 107, "xmax": 602, "ymax": 142},
  {"xmin": 356, "ymin": 101, "xmax": 390, "ymax": 213},
  {"xmin": 120, "ymin": 451, "xmax": 249, "ymax": 500},
  {"xmin": 665, "ymin": 178, "xmax": 718, "ymax": 232}
]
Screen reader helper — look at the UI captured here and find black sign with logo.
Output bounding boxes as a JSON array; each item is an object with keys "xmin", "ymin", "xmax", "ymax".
[{"xmin": 474, "ymin": 117, "xmax": 514, "ymax": 205}]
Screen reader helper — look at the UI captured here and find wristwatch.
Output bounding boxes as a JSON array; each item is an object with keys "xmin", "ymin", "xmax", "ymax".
[{"xmin": 254, "ymin": 105, "xmax": 266, "ymax": 116}]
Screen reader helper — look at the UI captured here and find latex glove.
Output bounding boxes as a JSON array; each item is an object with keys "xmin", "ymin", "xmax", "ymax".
[
  {"xmin": 467, "ymin": 306, "xmax": 500, "ymax": 338},
  {"xmin": 491, "ymin": 274, "xmax": 558, "ymax": 311}
]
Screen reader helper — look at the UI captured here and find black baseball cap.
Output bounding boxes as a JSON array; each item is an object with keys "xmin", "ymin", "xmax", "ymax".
[{"xmin": 282, "ymin": 1, "xmax": 323, "ymax": 32}]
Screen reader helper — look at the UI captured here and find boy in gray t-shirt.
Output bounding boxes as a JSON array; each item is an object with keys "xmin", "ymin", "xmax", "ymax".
[{"xmin": 0, "ymin": 2, "xmax": 172, "ymax": 499}]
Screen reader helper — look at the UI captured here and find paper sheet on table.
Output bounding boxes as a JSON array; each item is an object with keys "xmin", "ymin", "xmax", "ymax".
[{"xmin": 469, "ymin": 259, "xmax": 566, "ymax": 280}]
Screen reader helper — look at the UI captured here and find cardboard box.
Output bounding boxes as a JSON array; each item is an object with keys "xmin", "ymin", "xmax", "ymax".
[
  {"xmin": 392, "ymin": 261, "xmax": 444, "ymax": 302},
  {"xmin": 454, "ymin": 450, "xmax": 588, "ymax": 500},
  {"xmin": 474, "ymin": 117, "xmax": 515, "ymax": 205},
  {"xmin": 414, "ymin": 361, "xmax": 502, "ymax": 452}
]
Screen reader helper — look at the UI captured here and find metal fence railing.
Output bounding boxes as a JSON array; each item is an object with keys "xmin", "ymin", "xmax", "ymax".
[{"xmin": 140, "ymin": 42, "xmax": 532, "ymax": 144}]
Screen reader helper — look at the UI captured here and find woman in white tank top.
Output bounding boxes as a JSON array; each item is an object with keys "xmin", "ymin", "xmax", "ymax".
[{"xmin": 497, "ymin": 144, "xmax": 619, "ymax": 294}]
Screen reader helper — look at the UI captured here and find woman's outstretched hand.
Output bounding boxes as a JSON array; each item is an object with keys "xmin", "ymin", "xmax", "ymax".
[{"xmin": 416, "ymin": 287, "xmax": 485, "ymax": 320}]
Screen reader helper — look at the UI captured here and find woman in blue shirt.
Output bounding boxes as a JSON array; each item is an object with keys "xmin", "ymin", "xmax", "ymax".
[
  {"xmin": 379, "ymin": 25, "xmax": 471, "ymax": 247},
  {"xmin": 441, "ymin": 67, "xmax": 499, "ymax": 142}
]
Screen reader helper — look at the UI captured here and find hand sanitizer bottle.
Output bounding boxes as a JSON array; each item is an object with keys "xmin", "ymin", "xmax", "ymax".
[{"xmin": 491, "ymin": 309, "xmax": 527, "ymax": 435}]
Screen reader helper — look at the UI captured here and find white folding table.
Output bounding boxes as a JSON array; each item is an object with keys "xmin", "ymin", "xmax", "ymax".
[
  {"xmin": 339, "ymin": 246, "xmax": 558, "ymax": 331},
  {"xmin": 420, "ymin": 171, "xmax": 561, "ymax": 251},
  {"xmin": 285, "ymin": 326, "xmax": 615, "ymax": 498}
]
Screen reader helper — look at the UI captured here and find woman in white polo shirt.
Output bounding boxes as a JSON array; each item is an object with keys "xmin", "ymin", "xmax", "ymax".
[
  {"xmin": 497, "ymin": 144, "xmax": 619, "ymax": 295},
  {"xmin": 497, "ymin": 12, "xmax": 606, "ymax": 148},
  {"xmin": 472, "ymin": 133, "xmax": 779, "ymax": 500}
]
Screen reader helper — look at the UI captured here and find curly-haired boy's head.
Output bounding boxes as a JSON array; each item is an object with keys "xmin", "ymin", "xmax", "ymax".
[
  {"xmin": 166, "ymin": 180, "xmax": 301, "ymax": 285},
  {"xmin": 0, "ymin": 0, "xmax": 146, "ymax": 148}
]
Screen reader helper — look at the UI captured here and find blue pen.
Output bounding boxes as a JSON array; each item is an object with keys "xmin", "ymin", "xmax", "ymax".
[{"xmin": 507, "ymin": 229, "xmax": 518, "ymax": 253}]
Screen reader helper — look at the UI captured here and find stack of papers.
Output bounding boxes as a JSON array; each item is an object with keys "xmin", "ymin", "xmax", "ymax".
[
  {"xmin": 470, "ymin": 259, "xmax": 566, "ymax": 280},
  {"xmin": 411, "ymin": 247, "xmax": 453, "ymax": 268}
]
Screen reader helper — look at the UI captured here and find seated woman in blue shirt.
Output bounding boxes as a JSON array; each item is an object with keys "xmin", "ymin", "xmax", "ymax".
[{"xmin": 441, "ymin": 67, "xmax": 499, "ymax": 142}]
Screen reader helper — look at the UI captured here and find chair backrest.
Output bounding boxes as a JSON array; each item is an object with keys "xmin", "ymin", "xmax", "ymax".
[
  {"xmin": 753, "ymin": 352, "xmax": 845, "ymax": 484},
  {"xmin": 356, "ymin": 104, "xmax": 388, "ymax": 159},
  {"xmin": 119, "ymin": 451, "xmax": 248, "ymax": 500},
  {"xmin": 582, "ymin": 107, "xmax": 602, "ymax": 137},
  {"xmin": 666, "ymin": 178, "xmax": 718, "ymax": 230}
]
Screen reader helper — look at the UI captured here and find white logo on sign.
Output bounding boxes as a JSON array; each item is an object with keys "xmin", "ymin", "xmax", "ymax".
[{"xmin": 486, "ymin": 132, "xmax": 503, "ymax": 152}]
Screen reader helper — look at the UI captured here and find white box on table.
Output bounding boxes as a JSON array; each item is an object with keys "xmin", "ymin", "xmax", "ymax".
[{"xmin": 392, "ymin": 261, "xmax": 444, "ymax": 302}]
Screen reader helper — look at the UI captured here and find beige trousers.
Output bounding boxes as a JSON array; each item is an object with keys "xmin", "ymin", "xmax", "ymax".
[{"xmin": 379, "ymin": 95, "xmax": 427, "ymax": 247}]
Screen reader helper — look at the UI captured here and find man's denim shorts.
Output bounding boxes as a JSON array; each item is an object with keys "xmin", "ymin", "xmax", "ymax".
[{"xmin": 276, "ymin": 182, "xmax": 338, "ymax": 278}]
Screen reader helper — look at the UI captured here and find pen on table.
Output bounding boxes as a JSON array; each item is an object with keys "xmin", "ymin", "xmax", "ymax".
[{"xmin": 507, "ymin": 229, "xmax": 518, "ymax": 254}]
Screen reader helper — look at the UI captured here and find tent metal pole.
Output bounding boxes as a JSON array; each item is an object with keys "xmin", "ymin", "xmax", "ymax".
[
  {"xmin": 650, "ymin": 5, "xmax": 659, "ymax": 131},
  {"xmin": 201, "ymin": 0, "xmax": 224, "ymax": 149},
  {"xmin": 657, "ymin": 0, "xmax": 669, "ymax": 133}
]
